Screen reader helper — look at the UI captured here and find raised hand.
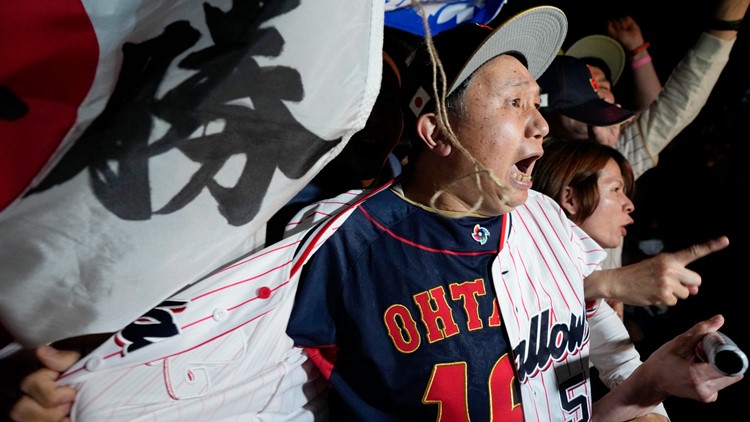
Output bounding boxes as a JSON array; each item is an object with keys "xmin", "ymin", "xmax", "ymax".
[
  {"xmin": 607, "ymin": 15, "xmax": 646, "ymax": 52},
  {"xmin": 9, "ymin": 345, "xmax": 80, "ymax": 422},
  {"xmin": 585, "ymin": 236, "xmax": 730, "ymax": 306}
]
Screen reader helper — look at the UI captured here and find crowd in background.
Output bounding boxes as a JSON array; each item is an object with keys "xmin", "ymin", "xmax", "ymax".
[
  {"xmin": 524, "ymin": 1, "xmax": 750, "ymax": 419},
  {"xmin": 3, "ymin": 0, "xmax": 750, "ymax": 420}
]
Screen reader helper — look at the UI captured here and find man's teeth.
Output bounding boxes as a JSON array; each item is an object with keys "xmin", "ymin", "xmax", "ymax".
[{"xmin": 512, "ymin": 172, "xmax": 531, "ymax": 182}]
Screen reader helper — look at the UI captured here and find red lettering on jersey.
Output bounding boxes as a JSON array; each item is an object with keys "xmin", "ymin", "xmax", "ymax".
[
  {"xmin": 487, "ymin": 299, "xmax": 501, "ymax": 327},
  {"xmin": 414, "ymin": 287, "xmax": 460, "ymax": 343},
  {"xmin": 449, "ymin": 278, "xmax": 486, "ymax": 331},
  {"xmin": 384, "ymin": 304, "xmax": 421, "ymax": 353}
]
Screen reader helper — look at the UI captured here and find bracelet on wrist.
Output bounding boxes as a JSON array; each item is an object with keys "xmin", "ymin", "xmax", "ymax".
[
  {"xmin": 631, "ymin": 54, "xmax": 652, "ymax": 70},
  {"xmin": 630, "ymin": 41, "xmax": 650, "ymax": 57},
  {"xmin": 705, "ymin": 18, "xmax": 743, "ymax": 31}
]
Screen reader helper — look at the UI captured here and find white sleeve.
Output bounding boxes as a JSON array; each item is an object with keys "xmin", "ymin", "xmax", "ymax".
[
  {"xmin": 58, "ymin": 188, "xmax": 376, "ymax": 421},
  {"xmin": 617, "ymin": 33, "xmax": 735, "ymax": 179},
  {"xmin": 588, "ymin": 300, "xmax": 670, "ymax": 420}
]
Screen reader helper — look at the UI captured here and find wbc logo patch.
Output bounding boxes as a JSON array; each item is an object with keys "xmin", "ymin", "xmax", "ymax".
[{"xmin": 471, "ymin": 224, "xmax": 490, "ymax": 245}]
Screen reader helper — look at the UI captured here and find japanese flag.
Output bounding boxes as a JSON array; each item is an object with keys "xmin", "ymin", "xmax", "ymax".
[{"xmin": 0, "ymin": 0, "xmax": 383, "ymax": 346}]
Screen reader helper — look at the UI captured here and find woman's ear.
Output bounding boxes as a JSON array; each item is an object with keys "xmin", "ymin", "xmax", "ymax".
[
  {"xmin": 560, "ymin": 186, "xmax": 579, "ymax": 217},
  {"xmin": 416, "ymin": 113, "xmax": 452, "ymax": 157}
]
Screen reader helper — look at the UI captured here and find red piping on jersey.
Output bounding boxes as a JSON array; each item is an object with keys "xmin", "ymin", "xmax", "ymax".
[
  {"xmin": 211, "ymin": 240, "xmax": 301, "ymax": 275},
  {"xmin": 191, "ymin": 260, "xmax": 293, "ymax": 301},
  {"xmin": 56, "ymin": 309, "xmax": 277, "ymax": 381},
  {"xmin": 290, "ymin": 183, "xmax": 391, "ymax": 277},
  {"xmin": 358, "ymin": 206, "xmax": 505, "ymax": 256}
]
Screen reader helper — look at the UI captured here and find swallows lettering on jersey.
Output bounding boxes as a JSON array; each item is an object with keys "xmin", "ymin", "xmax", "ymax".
[
  {"xmin": 513, "ymin": 309, "xmax": 588, "ymax": 383},
  {"xmin": 383, "ymin": 278, "xmax": 502, "ymax": 353},
  {"xmin": 114, "ymin": 299, "xmax": 188, "ymax": 356}
]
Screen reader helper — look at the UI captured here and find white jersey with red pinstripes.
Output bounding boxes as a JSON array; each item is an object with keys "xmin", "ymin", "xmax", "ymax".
[
  {"xmin": 492, "ymin": 190, "xmax": 606, "ymax": 421},
  {"xmin": 55, "ymin": 186, "xmax": 386, "ymax": 422},
  {"xmin": 55, "ymin": 184, "xmax": 606, "ymax": 422}
]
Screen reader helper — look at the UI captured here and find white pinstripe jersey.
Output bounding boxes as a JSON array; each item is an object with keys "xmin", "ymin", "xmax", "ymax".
[
  {"xmin": 57, "ymin": 185, "xmax": 605, "ymax": 421},
  {"xmin": 492, "ymin": 190, "xmax": 606, "ymax": 421}
]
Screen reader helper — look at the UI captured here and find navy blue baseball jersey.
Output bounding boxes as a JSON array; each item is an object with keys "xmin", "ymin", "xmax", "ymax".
[{"xmin": 287, "ymin": 186, "xmax": 523, "ymax": 421}]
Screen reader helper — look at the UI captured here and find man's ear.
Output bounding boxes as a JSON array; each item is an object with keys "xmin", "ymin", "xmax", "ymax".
[
  {"xmin": 560, "ymin": 186, "xmax": 579, "ymax": 217},
  {"xmin": 416, "ymin": 113, "xmax": 452, "ymax": 157}
]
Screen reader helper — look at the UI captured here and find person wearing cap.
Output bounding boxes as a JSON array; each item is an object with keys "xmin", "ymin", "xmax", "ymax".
[
  {"xmin": 563, "ymin": 23, "xmax": 660, "ymax": 322},
  {"xmin": 548, "ymin": 0, "xmax": 748, "ymax": 179},
  {"xmin": 539, "ymin": 0, "xmax": 750, "ymax": 314},
  {"xmin": 539, "ymin": 54, "xmax": 636, "ymax": 144},
  {"xmin": 566, "ymin": 16, "xmax": 662, "ymax": 112},
  {"xmin": 566, "ymin": 34, "xmax": 628, "ymax": 107},
  {"xmin": 9, "ymin": 6, "xmax": 744, "ymax": 422},
  {"xmin": 564, "ymin": 0, "xmax": 750, "ymax": 179},
  {"xmin": 540, "ymin": 53, "xmax": 730, "ymax": 302}
]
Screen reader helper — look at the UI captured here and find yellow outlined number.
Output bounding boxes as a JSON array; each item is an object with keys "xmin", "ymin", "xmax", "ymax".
[{"xmin": 422, "ymin": 354, "xmax": 522, "ymax": 421}]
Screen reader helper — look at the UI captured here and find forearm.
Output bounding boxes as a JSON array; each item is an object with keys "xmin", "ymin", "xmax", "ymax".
[
  {"xmin": 621, "ymin": 32, "xmax": 734, "ymax": 172},
  {"xmin": 589, "ymin": 301, "xmax": 642, "ymax": 389},
  {"xmin": 584, "ymin": 260, "xmax": 680, "ymax": 307},
  {"xmin": 631, "ymin": 0, "xmax": 747, "ymax": 149},
  {"xmin": 584, "ymin": 269, "xmax": 622, "ymax": 301},
  {"xmin": 588, "ymin": 304, "xmax": 672, "ymax": 420},
  {"xmin": 592, "ymin": 362, "xmax": 667, "ymax": 422},
  {"xmin": 627, "ymin": 43, "xmax": 661, "ymax": 110},
  {"xmin": 586, "ymin": 266, "xmax": 651, "ymax": 304}
]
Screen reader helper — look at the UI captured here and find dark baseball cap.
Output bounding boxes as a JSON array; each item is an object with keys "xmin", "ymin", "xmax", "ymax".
[
  {"xmin": 403, "ymin": 6, "xmax": 568, "ymax": 119},
  {"xmin": 538, "ymin": 55, "xmax": 634, "ymax": 126}
]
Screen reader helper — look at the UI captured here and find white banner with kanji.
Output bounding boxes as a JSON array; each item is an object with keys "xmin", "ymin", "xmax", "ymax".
[{"xmin": 0, "ymin": 0, "xmax": 383, "ymax": 346}]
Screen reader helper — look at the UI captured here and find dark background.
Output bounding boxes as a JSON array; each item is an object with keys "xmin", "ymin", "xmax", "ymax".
[{"xmin": 499, "ymin": 0, "xmax": 750, "ymax": 419}]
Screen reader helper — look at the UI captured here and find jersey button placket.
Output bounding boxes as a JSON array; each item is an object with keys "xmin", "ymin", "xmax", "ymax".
[
  {"xmin": 84, "ymin": 356, "xmax": 104, "ymax": 372},
  {"xmin": 212, "ymin": 308, "xmax": 227, "ymax": 321}
]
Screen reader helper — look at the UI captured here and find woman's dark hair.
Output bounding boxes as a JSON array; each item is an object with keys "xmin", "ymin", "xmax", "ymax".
[{"xmin": 532, "ymin": 138, "xmax": 635, "ymax": 223}]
